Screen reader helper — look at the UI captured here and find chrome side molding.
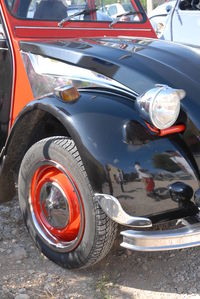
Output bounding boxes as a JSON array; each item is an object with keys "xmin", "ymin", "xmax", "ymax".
[
  {"xmin": 95, "ymin": 193, "xmax": 152, "ymax": 228},
  {"xmin": 121, "ymin": 223, "xmax": 200, "ymax": 251}
]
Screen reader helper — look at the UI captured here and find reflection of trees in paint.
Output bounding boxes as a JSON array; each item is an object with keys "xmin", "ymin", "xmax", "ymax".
[
  {"xmin": 123, "ymin": 172, "xmax": 137, "ymax": 182},
  {"xmin": 106, "ymin": 164, "xmax": 125, "ymax": 194},
  {"xmin": 183, "ymin": 121, "xmax": 200, "ymax": 154},
  {"xmin": 153, "ymin": 153, "xmax": 181, "ymax": 173}
]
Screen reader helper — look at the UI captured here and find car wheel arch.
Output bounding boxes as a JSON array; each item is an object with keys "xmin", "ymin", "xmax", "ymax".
[
  {"xmin": 1, "ymin": 90, "xmax": 143, "ymax": 202},
  {"xmin": 0, "ymin": 101, "xmax": 74, "ymax": 202}
]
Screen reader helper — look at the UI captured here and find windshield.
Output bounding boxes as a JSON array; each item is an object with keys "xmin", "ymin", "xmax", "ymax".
[{"xmin": 5, "ymin": 0, "xmax": 145, "ymax": 23}]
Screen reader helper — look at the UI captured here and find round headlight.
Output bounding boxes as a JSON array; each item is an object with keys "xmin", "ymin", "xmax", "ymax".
[{"xmin": 137, "ymin": 85, "xmax": 186, "ymax": 130}]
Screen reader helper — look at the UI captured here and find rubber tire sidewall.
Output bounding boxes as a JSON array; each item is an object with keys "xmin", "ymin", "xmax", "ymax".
[{"xmin": 18, "ymin": 137, "xmax": 98, "ymax": 269}]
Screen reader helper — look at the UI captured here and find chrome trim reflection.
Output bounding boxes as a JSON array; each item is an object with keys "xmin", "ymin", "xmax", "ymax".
[
  {"xmin": 16, "ymin": 26, "xmax": 152, "ymax": 32},
  {"xmin": 21, "ymin": 51, "xmax": 137, "ymax": 99},
  {"xmin": 121, "ymin": 223, "xmax": 200, "ymax": 251},
  {"xmin": 95, "ymin": 193, "xmax": 152, "ymax": 228}
]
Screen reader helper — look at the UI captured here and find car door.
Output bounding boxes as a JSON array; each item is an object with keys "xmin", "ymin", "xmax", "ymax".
[
  {"xmin": 0, "ymin": 17, "xmax": 12, "ymax": 149},
  {"xmin": 164, "ymin": 0, "xmax": 200, "ymax": 46}
]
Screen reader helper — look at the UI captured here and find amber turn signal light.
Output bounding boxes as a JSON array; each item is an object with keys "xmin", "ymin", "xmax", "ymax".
[{"xmin": 55, "ymin": 85, "xmax": 80, "ymax": 102}]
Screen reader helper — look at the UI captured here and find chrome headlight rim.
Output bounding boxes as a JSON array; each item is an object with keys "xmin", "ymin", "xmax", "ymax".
[{"xmin": 137, "ymin": 84, "xmax": 186, "ymax": 130}]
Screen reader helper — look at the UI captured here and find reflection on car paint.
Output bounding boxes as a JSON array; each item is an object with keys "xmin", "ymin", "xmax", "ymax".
[
  {"xmin": 21, "ymin": 51, "xmax": 135, "ymax": 99},
  {"xmin": 102, "ymin": 135, "xmax": 197, "ymax": 219}
]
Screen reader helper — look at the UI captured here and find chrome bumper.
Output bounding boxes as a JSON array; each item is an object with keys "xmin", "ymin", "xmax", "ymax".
[{"xmin": 121, "ymin": 223, "xmax": 200, "ymax": 251}]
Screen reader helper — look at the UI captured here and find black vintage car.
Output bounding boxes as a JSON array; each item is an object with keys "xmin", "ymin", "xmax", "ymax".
[{"xmin": 0, "ymin": 0, "xmax": 200, "ymax": 269}]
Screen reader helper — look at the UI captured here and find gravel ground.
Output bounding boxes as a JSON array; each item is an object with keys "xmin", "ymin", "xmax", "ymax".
[{"xmin": 1, "ymin": 198, "xmax": 200, "ymax": 299}]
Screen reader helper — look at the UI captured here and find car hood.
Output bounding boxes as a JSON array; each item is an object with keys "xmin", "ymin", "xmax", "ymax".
[{"xmin": 20, "ymin": 37, "xmax": 200, "ymax": 125}]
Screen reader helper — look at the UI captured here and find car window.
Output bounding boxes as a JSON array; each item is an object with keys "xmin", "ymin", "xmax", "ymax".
[{"xmin": 4, "ymin": 0, "xmax": 145, "ymax": 23}]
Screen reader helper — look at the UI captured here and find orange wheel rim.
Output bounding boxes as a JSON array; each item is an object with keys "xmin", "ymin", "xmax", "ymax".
[{"xmin": 31, "ymin": 164, "xmax": 85, "ymax": 250}]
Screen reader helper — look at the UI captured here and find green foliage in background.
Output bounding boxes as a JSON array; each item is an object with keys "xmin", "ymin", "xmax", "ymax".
[
  {"xmin": 140, "ymin": 0, "xmax": 147, "ymax": 11},
  {"xmin": 153, "ymin": 154, "xmax": 181, "ymax": 173}
]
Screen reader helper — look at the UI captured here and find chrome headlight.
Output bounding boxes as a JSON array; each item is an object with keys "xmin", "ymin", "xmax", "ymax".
[{"xmin": 137, "ymin": 85, "xmax": 186, "ymax": 130}]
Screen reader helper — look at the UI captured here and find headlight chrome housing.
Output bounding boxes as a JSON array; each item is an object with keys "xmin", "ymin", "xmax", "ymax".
[{"xmin": 137, "ymin": 85, "xmax": 186, "ymax": 130}]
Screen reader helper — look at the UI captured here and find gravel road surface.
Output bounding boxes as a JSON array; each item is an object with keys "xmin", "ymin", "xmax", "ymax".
[{"xmin": 1, "ymin": 198, "xmax": 200, "ymax": 299}]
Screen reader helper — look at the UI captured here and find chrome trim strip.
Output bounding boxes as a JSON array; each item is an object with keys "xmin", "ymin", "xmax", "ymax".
[
  {"xmin": 95, "ymin": 193, "xmax": 152, "ymax": 228},
  {"xmin": 0, "ymin": 4, "xmax": 15, "ymax": 131},
  {"xmin": 15, "ymin": 26, "xmax": 152, "ymax": 32},
  {"xmin": 120, "ymin": 223, "xmax": 200, "ymax": 251}
]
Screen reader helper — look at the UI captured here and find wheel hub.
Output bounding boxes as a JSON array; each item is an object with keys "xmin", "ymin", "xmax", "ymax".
[{"xmin": 40, "ymin": 182, "xmax": 69, "ymax": 229}]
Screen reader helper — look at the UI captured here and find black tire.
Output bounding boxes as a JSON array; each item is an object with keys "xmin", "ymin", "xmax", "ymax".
[{"xmin": 18, "ymin": 137, "xmax": 117, "ymax": 269}]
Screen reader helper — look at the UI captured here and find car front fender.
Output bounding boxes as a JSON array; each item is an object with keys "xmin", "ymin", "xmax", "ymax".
[{"xmin": 4, "ymin": 89, "xmax": 199, "ymax": 221}]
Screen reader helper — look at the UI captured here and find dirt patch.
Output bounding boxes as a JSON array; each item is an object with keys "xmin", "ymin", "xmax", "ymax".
[{"xmin": 0, "ymin": 198, "xmax": 200, "ymax": 299}]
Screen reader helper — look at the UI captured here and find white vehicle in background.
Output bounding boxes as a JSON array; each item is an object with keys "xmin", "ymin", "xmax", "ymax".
[
  {"xmin": 105, "ymin": 3, "xmax": 133, "ymax": 17},
  {"xmin": 149, "ymin": 0, "xmax": 175, "ymax": 17},
  {"xmin": 101, "ymin": 2, "xmax": 139, "ymax": 21},
  {"xmin": 149, "ymin": 0, "xmax": 200, "ymax": 47},
  {"xmin": 162, "ymin": 0, "xmax": 200, "ymax": 47},
  {"xmin": 148, "ymin": 1, "xmax": 176, "ymax": 37}
]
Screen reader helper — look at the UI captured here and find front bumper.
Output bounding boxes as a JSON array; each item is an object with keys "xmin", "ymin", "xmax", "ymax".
[
  {"xmin": 121, "ymin": 223, "xmax": 200, "ymax": 251},
  {"xmin": 96, "ymin": 192, "xmax": 200, "ymax": 252}
]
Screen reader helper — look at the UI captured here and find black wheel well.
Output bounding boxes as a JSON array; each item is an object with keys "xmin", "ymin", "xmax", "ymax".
[{"xmin": 0, "ymin": 109, "xmax": 70, "ymax": 202}]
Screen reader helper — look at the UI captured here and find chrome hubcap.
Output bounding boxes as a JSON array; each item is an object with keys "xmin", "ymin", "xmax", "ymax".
[{"xmin": 40, "ymin": 182, "xmax": 69, "ymax": 229}]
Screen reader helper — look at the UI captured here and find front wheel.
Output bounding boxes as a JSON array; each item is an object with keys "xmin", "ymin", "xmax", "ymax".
[{"xmin": 18, "ymin": 137, "xmax": 117, "ymax": 269}]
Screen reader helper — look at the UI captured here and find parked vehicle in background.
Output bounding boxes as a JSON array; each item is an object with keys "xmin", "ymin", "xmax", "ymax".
[
  {"xmin": 148, "ymin": 1, "xmax": 176, "ymax": 37},
  {"xmin": 150, "ymin": 0, "xmax": 200, "ymax": 46},
  {"xmin": 101, "ymin": 2, "xmax": 139, "ymax": 21},
  {"xmin": 2, "ymin": 0, "xmax": 200, "ymax": 271},
  {"xmin": 162, "ymin": 0, "xmax": 200, "ymax": 46}
]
